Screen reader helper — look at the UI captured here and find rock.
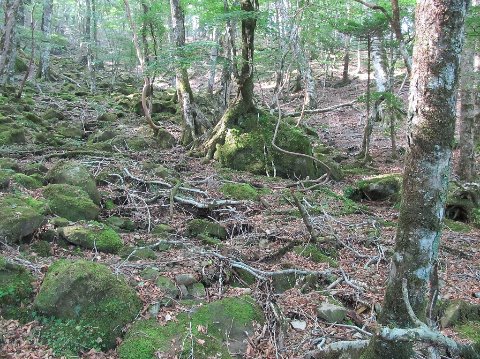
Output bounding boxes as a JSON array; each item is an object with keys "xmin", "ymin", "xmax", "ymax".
[
  {"xmin": 22, "ymin": 162, "xmax": 48, "ymax": 176},
  {"xmin": 317, "ymin": 302, "xmax": 347, "ymax": 323},
  {"xmin": 189, "ymin": 282, "xmax": 206, "ymax": 298},
  {"xmin": 118, "ymin": 295, "xmax": 263, "ymax": 359},
  {"xmin": 0, "ymin": 126, "xmax": 26, "ymax": 145},
  {"xmin": 345, "ymin": 174, "xmax": 402, "ymax": 202},
  {"xmin": 156, "ymin": 276, "xmax": 180, "ymax": 298},
  {"xmin": 105, "ymin": 216, "xmax": 136, "ymax": 232},
  {"xmin": 290, "ymin": 320, "xmax": 307, "ymax": 331},
  {"xmin": 0, "ymin": 158, "xmax": 20, "ymax": 171},
  {"xmin": 0, "ymin": 169, "xmax": 13, "ymax": 190},
  {"xmin": 174, "ymin": 273, "xmax": 197, "ymax": 286},
  {"xmin": 0, "ymin": 195, "xmax": 45, "ymax": 243},
  {"xmin": 34, "ymin": 260, "xmax": 141, "ymax": 350},
  {"xmin": 51, "ymin": 217, "xmax": 70, "ymax": 228},
  {"xmin": 59, "ymin": 221, "xmax": 123, "ymax": 254},
  {"xmin": 154, "ymin": 128, "xmax": 177, "ymax": 149},
  {"xmin": 30, "ymin": 240, "xmax": 52, "ymax": 257},
  {"xmin": 119, "ymin": 246, "xmax": 157, "ymax": 260},
  {"xmin": 440, "ymin": 301, "xmax": 480, "ymax": 328},
  {"xmin": 97, "ymin": 112, "xmax": 118, "ymax": 122},
  {"xmin": 43, "ymin": 184, "xmax": 100, "ymax": 221},
  {"xmin": 56, "ymin": 123, "xmax": 83, "ymax": 139},
  {"xmin": 186, "ymin": 219, "xmax": 228, "ymax": 240},
  {"xmin": 43, "ymin": 109, "xmax": 65, "ymax": 121},
  {"xmin": 46, "ymin": 161, "xmax": 101, "ymax": 204},
  {"xmin": 12, "ymin": 173, "xmax": 43, "ymax": 189},
  {"xmin": 271, "ymin": 272, "xmax": 298, "ymax": 293},
  {"xmin": 89, "ymin": 129, "xmax": 117, "ymax": 143},
  {"xmin": 220, "ymin": 182, "xmax": 260, "ymax": 201},
  {"xmin": 0, "ymin": 257, "xmax": 34, "ymax": 319},
  {"xmin": 140, "ymin": 267, "xmax": 161, "ymax": 280},
  {"xmin": 151, "ymin": 223, "xmax": 175, "ymax": 237}
]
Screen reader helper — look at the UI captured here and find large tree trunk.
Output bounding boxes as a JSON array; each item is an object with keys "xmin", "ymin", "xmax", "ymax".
[
  {"xmin": 363, "ymin": 1, "xmax": 468, "ymax": 358},
  {"xmin": 37, "ymin": 0, "xmax": 53, "ymax": 80},
  {"xmin": 457, "ymin": 46, "xmax": 476, "ymax": 181},
  {"xmin": 0, "ymin": 0, "xmax": 21, "ymax": 85},
  {"xmin": 341, "ymin": 35, "xmax": 351, "ymax": 84},
  {"xmin": 207, "ymin": 27, "xmax": 219, "ymax": 95},
  {"xmin": 201, "ymin": 0, "xmax": 259, "ymax": 158}
]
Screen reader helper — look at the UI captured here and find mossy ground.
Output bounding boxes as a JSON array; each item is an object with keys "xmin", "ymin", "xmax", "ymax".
[
  {"xmin": 43, "ymin": 184, "xmax": 100, "ymax": 221},
  {"xmin": 0, "ymin": 257, "xmax": 34, "ymax": 319},
  {"xmin": 294, "ymin": 244, "xmax": 338, "ymax": 267},
  {"xmin": 118, "ymin": 295, "xmax": 263, "ymax": 359},
  {"xmin": 220, "ymin": 182, "xmax": 264, "ymax": 201}
]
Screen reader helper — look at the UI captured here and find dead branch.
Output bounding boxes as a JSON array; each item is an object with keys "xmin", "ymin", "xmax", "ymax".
[
  {"xmin": 290, "ymin": 189, "xmax": 321, "ymax": 243},
  {"xmin": 286, "ymin": 100, "xmax": 357, "ymax": 117}
]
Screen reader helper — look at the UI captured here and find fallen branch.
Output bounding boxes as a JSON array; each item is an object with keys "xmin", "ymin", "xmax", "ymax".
[{"xmin": 286, "ymin": 100, "xmax": 357, "ymax": 117}]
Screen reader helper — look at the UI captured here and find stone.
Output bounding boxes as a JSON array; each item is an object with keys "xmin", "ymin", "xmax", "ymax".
[
  {"xmin": 440, "ymin": 301, "xmax": 480, "ymax": 328},
  {"xmin": 345, "ymin": 174, "xmax": 402, "ymax": 202},
  {"xmin": 316, "ymin": 302, "xmax": 347, "ymax": 323},
  {"xmin": 43, "ymin": 184, "xmax": 100, "ymax": 221},
  {"xmin": 46, "ymin": 161, "xmax": 101, "ymax": 204},
  {"xmin": 118, "ymin": 295, "xmax": 264, "ymax": 359},
  {"xmin": 34, "ymin": 260, "xmax": 141, "ymax": 350},
  {"xmin": 59, "ymin": 221, "xmax": 123, "ymax": 254},
  {"xmin": 105, "ymin": 216, "xmax": 136, "ymax": 232},
  {"xmin": 119, "ymin": 246, "xmax": 157, "ymax": 260},
  {"xmin": 189, "ymin": 282, "xmax": 206, "ymax": 298},
  {"xmin": 140, "ymin": 267, "xmax": 161, "ymax": 280},
  {"xmin": 174, "ymin": 273, "xmax": 197, "ymax": 286},
  {"xmin": 0, "ymin": 195, "xmax": 45, "ymax": 243},
  {"xmin": 51, "ymin": 217, "xmax": 70, "ymax": 228},
  {"xmin": 186, "ymin": 219, "xmax": 228, "ymax": 240},
  {"xmin": 290, "ymin": 320, "xmax": 307, "ymax": 331},
  {"xmin": 156, "ymin": 276, "xmax": 180, "ymax": 298}
]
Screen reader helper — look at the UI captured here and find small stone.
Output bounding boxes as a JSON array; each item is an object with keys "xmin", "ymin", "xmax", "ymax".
[
  {"xmin": 316, "ymin": 302, "xmax": 347, "ymax": 323},
  {"xmin": 175, "ymin": 273, "xmax": 197, "ymax": 286},
  {"xmin": 474, "ymin": 292, "xmax": 480, "ymax": 299},
  {"xmin": 189, "ymin": 282, "xmax": 206, "ymax": 298},
  {"xmin": 156, "ymin": 276, "xmax": 180, "ymax": 298},
  {"xmin": 141, "ymin": 267, "xmax": 160, "ymax": 280},
  {"xmin": 290, "ymin": 320, "xmax": 307, "ymax": 331},
  {"xmin": 148, "ymin": 302, "xmax": 161, "ymax": 317}
]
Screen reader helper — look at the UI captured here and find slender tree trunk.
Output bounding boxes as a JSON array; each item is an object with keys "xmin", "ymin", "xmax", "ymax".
[
  {"xmin": 342, "ymin": 35, "xmax": 351, "ymax": 84},
  {"xmin": 0, "ymin": 0, "xmax": 21, "ymax": 85},
  {"xmin": 207, "ymin": 27, "xmax": 219, "ymax": 95},
  {"xmin": 170, "ymin": 0, "xmax": 195, "ymax": 144},
  {"xmin": 38, "ymin": 0, "xmax": 53, "ymax": 80},
  {"xmin": 363, "ymin": 1, "xmax": 468, "ymax": 358},
  {"xmin": 457, "ymin": 46, "xmax": 475, "ymax": 181}
]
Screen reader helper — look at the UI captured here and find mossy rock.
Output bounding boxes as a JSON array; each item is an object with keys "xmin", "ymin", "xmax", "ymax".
[
  {"xmin": 22, "ymin": 162, "xmax": 48, "ymax": 176},
  {"xmin": 444, "ymin": 218, "xmax": 471, "ymax": 233},
  {"xmin": 154, "ymin": 128, "xmax": 177, "ymax": 149},
  {"xmin": 345, "ymin": 174, "xmax": 402, "ymax": 202},
  {"xmin": 220, "ymin": 182, "xmax": 260, "ymax": 201},
  {"xmin": 155, "ymin": 276, "xmax": 180, "ymax": 298},
  {"xmin": 151, "ymin": 223, "xmax": 175, "ymax": 236},
  {"xmin": 34, "ymin": 260, "xmax": 142, "ymax": 351},
  {"xmin": 0, "ymin": 168, "xmax": 14, "ymax": 190},
  {"xmin": 97, "ymin": 113, "xmax": 118, "ymax": 123},
  {"xmin": 440, "ymin": 300, "xmax": 480, "ymax": 328},
  {"xmin": 46, "ymin": 161, "xmax": 100, "ymax": 204},
  {"xmin": 456, "ymin": 321, "xmax": 480, "ymax": 353},
  {"xmin": 186, "ymin": 218, "xmax": 228, "ymax": 240},
  {"xmin": 13, "ymin": 173, "xmax": 43, "ymax": 189},
  {"xmin": 445, "ymin": 183, "xmax": 480, "ymax": 225},
  {"xmin": 59, "ymin": 221, "xmax": 123, "ymax": 254},
  {"xmin": 294, "ymin": 244, "xmax": 338, "ymax": 267},
  {"xmin": 43, "ymin": 184, "xmax": 100, "ymax": 221},
  {"xmin": 120, "ymin": 246, "xmax": 157, "ymax": 260},
  {"xmin": 0, "ymin": 158, "xmax": 20, "ymax": 171},
  {"xmin": 43, "ymin": 109, "xmax": 65, "ymax": 121},
  {"xmin": 88, "ymin": 129, "xmax": 117, "ymax": 143},
  {"xmin": 118, "ymin": 295, "xmax": 263, "ymax": 359},
  {"xmin": 0, "ymin": 257, "xmax": 34, "ymax": 319},
  {"xmin": 56, "ymin": 123, "xmax": 83, "ymax": 139},
  {"xmin": 31, "ymin": 240, "xmax": 52, "ymax": 257},
  {"xmin": 105, "ymin": 216, "xmax": 136, "ymax": 232},
  {"xmin": 51, "ymin": 217, "xmax": 70, "ymax": 227},
  {"xmin": 0, "ymin": 195, "xmax": 45, "ymax": 243},
  {"xmin": 0, "ymin": 125, "xmax": 27, "ymax": 145}
]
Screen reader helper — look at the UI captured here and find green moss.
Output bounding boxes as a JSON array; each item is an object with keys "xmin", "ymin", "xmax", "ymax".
[
  {"xmin": 345, "ymin": 174, "xmax": 402, "ymax": 202},
  {"xmin": 34, "ymin": 260, "xmax": 141, "ymax": 351},
  {"xmin": 31, "ymin": 240, "xmax": 52, "ymax": 257},
  {"xmin": 294, "ymin": 244, "xmax": 338, "ymax": 267},
  {"xmin": 0, "ymin": 168, "xmax": 14, "ymax": 189},
  {"xmin": 119, "ymin": 296, "xmax": 263, "ymax": 359},
  {"xmin": 0, "ymin": 125, "xmax": 26, "ymax": 145},
  {"xmin": 60, "ymin": 221, "xmax": 123, "ymax": 254},
  {"xmin": 0, "ymin": 258, "xmax": 34, "ymax": 319},
  {"xmin": 457, "ymin": 321, "xmax": 480, "ymax": 351},
  {"xmin": 13, "ymin": 173, "xmax": 43, "ymax": 189},
  {"xmin": 186, "ymin": 219, "xmax": 228, "ymax": 240},
  {"xmin": 120, "ymin": 246, "xmax": 157, "ymax": 260},
  {"xmin": 215, "ymin": 111, "xmax": 323, "ymax": 179},
  {"xmin": 43, "ymin": 184, "xmax": 100, "ymax": 221},
  {"xmin": 220, "ymin": 182, "xmax": 261, "ymax": 201},
  {"xmin": 199, "ymin": 233, "xmax": 223, "ymax": 246},
  {"xmin": 0, "ymin": 157, "xmax": 20, "ymax": 171}
]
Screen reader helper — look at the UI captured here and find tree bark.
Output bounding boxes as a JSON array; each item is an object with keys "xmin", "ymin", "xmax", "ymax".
[
  {"xmin": 0, "ymin": 0, "xmax": 21, "ymax": 85},
  {"xmin": 207, "ymin": 27, "xmax": 219, "ymax": 95},
  {"xmin": 363, "ymin": 1, "xmax": 468, "ymax": 358},
  {"xmin": 342, "ymin": 35, "xmax": 351, "ymax": 84},
  {"xmin": 37, "ymin": 0, "xmax": 53, "ymax": 80}
]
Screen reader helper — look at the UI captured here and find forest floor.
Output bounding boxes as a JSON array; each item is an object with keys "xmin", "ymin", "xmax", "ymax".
[{"xmin": 1, "ymin": 57, "xmax": 479, "ymax": 359}]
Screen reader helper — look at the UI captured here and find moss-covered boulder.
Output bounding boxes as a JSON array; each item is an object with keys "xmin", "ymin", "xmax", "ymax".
[
  {"xmin": 59, "ymin": 221, "xmax": 123, "ymax": 253},
  {"xmin": 0, "ymin": 158, "xmax": 20, "ymax": 171},
  {"xmin": 0, "ymin": 125, "xmax": 26, "ymax": 145},
  {"xmin": 186, "ymin": 218, "xmax": 228, "ymax": 240},
  {"xmin": 118, "ymin": 295, "xmax": 263, "ymax": 359},
  {"xmin": 0, "ymin": 257, "xmax": 34, "ymax": 319},
  {"xmin": 46, "ymin": 161, "xmax": 100, "ymax": 204},
  {"xmin": 34, "ymin": 260, "xmax": 141, "ymax": 350},
  {"xmin": 0, "ymin": 195, "xmax": 45, "ymax": 243},
  {"xmin": 214, "ymin": 111, "xmax": 323, "ymax": 179},
  {"xmin": 12, "ymin": 173, "xmax": 43, "ymax": 189},
  {"xmin": 220, "ymin": 182, "xmax": 261, "ymax": 201},
  {"xmin": 43, "ymin": 184, "xmax": 100, "ymax": 221},
  {"xmin": 345, "ymin": 174, "xmax": 402, "ymax": 202},
  {"xmin": 440, "ymin": 300, "xmax": 480, "ymax": 328},
  {"xmin": 0, "ymin": 168, "xmax": 13, "ymax": 190},
  {"xmin": 445, "ymin": 183, "xmax": 480, "ymax": 225}
]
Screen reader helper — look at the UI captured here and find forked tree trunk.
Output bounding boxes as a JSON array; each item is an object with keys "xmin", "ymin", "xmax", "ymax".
[
  {"xmin": 457, "ymin": 46, "xmax": 476, "ymax": 181},
  {"xmin": 0, "ymin": 0, "xmax": 21, "ymax": 85},
  {"xmin": 38, "ymin": 0, "xmax": 53, "ymax": 80},
  {"xmin": 363, "ymin": 1, "xmax": 468, "ymax": 358}
]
